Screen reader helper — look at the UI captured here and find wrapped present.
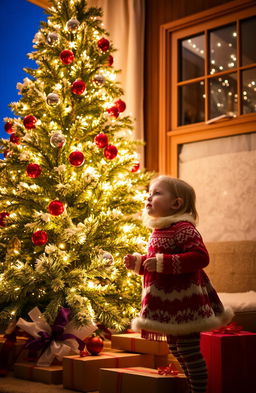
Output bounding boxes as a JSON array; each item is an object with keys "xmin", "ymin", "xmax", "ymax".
[
  {"xmin": 63, "ymin": 351, "xmax": 154, "ymax": 392},
  {"xmin": 153, "ymin": 352, "xmax": 182, "ymax": 370},
  {"xmin": 111, "ymin": 333, "xmax": 169, "ymax": 355},
  {"xmin": 14, "ymin": 362, "xmax": 63, "ymax": 384},
  {"xmin": 0, "ymin": 334, "xmax": 29, "ymax": 373},
  {"xmin": 200, "ymin": 330, "xmax": 256, "ymax": 393},
  {"xmin": 16, "ymin": 306, "xmax": 96, "ymax": 366},
  {"xmin": 99, "ymin": 366, "xmax": 188, "ymax": 393}
]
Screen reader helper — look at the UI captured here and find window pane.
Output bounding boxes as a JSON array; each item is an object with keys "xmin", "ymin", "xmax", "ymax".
[
  {"xmin": 179, "ymin": 34, "xmax": 205, "ymax": 81},
  {"xmin": 209, "ymin": 23, "xmax": 237, "ymax": 75},
  {"xmin": 179, "ymin": 81, "xmax": 205, "ymax": 125},
  {"xmin": 242, "ymin": 68, "xmax": 256, "ymax": 114},
  {"xmin": 209, "ymin": 73, "xmax": 237, "ymax": 119},
  {"xmin": 241, "ymin": 16, "xmax": 256, "ymax": 66}
]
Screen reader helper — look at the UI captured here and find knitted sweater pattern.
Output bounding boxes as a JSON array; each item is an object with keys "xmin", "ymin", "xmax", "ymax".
[{"xmin": 131, "ymin": 220, "xmax": 233, "ymax": 337}]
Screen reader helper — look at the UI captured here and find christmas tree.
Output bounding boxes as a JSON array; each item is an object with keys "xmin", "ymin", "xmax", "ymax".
[{"xmin": 0, "ymin": 0, "xmax": 150, "ymax": 332}]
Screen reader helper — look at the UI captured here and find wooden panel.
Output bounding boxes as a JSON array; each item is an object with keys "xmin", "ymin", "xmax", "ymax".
[
  {"xmin": 27, "ymin": 0, "xmax": 50, "ymax": 9},
  {"xmin": 144, "ymin": 0, "xmax": 233, "ymax": 172}
]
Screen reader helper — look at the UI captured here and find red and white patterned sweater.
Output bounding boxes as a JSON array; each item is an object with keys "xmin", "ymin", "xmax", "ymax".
[{"xmin": 131, "ymin": 216, "xmax": 233, "ymax": 338}]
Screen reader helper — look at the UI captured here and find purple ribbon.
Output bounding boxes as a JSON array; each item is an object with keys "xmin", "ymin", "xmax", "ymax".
[{"xmin": 25, "ymin": 307, "xmax": 85, "ymax": 352}]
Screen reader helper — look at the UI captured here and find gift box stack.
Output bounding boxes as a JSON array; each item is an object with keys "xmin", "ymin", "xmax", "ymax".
[
  {"xmin": 200, "ymin": 325, "xmax": 256, "ymax": 393},
  {"xmin": 62, "ymin": 333, "xmax": 187, "ymax": 393}
]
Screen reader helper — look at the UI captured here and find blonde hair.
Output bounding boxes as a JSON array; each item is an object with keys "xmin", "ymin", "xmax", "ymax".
[{"xmin": 150, "ymin": 175, "xmax": 198, "ymax": 221}]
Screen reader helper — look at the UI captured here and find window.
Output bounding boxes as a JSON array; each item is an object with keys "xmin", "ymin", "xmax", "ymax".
[
  {"xmin": 178, "ymin": 17, "xmax": 256, "ymax": 126},
  {"xmin": 159, "ymin": 0, "xmax": 256, "ymax": 176}
]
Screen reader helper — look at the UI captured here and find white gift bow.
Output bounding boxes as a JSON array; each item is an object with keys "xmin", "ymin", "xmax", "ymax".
[{"xmin": 16, "ymin": 307, "xmax": 97, "ymax": 366}]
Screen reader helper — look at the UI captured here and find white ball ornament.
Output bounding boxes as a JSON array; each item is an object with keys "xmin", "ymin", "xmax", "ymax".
[
  {"xmin": 47, "ymin": 32, "xmax": 59, "ymax": 45},
  {"xmin": 46, "ymin": 93, "xmax": 60, "ymax": 106},
  {"xmin": 66, "ymin": 18, "xmax": 80, "ymax": 32},
  {"xmin": 50, "ymin": 132, "xmax": 66, "ymax": 148},
  {"xmin": 94, "ymin": 74, "xmax": 106, "ymax": 86}
]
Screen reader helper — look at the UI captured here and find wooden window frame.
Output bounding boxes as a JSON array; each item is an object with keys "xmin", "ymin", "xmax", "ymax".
[{"xmin": 159, "ymin": 0, "xmax": 256, "ymax": 176}]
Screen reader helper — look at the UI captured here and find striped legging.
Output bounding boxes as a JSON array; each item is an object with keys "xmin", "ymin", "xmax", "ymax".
[{"xmin": 168, "ymin": 333, "xmax": 208, "ymax": 393}]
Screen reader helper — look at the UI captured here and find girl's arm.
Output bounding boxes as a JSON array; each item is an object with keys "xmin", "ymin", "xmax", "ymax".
[
  {"xmin": 124, "ymin": 253, "xmax": 147, "ymax": 275},
  {"xmin": 155, "ymin": 223, "xmax": 209, "ymax": 275}
]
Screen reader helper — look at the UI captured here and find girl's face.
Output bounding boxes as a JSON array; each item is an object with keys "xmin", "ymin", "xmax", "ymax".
[{"xmin": 146, "ymin": 180, "xmax": 183, "ymax": 217}]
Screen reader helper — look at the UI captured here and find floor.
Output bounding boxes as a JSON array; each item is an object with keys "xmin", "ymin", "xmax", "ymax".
[{"xmin": 0, "ymin": 373, "xmax": 97, "ymax": 393}]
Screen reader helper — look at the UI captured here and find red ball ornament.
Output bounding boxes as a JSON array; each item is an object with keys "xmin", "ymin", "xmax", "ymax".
[
  {"xmin": 4, "ymin": 150, "xmax": 12, "ymax": 158},
  {"xmin": 94, "ymin": 133, "xmax": 108, "ymax": 148},
  {"xmin": 97, "ymin": 38, "xmax": 110, "ymax": 52},
  {"xmin": 131, "ymin": 162, "xmax": 140, "ymax": 172},
  {"xmin": 10, "ymin": 133, "xmax": 20, "ymax": 145},
  {"xmin": 4, "ymin": 122, "xmax": 14, "ymax": 134},
  {"xmin": 104, "ymin": 144, "xmax": 118, "ymax": 160},
  {"xmin": 48, "ymin": 200, "xmax": 65, "ymax": 216},
  {"xmin": 23, "ymin": 115, "xmax": 37, "ymax": 130},
  {"xmin": 107, "ymin": 55, "xmax": 114, "ymax": 66},
  {"xmin": 32, "ymin": 230, "xmax": 48, "ymax": 246},
  {"xmin": 26, "ymin": 163, "xmax": 42, "ymax": 178},
  {"xmin": 69, "ymin": 151, "xmax": 85, "ymax": 167},
  {"xmin": 85, "ymin": 336, "xmax": 103, "ymax": 355},
  {"xmin": 0, "ymin": 212, "xmax": 10, "ymax": 227},
  {"xmin": 107, "ymin": 106, "xmax": 119, "ymax": 119},
  {"xmin": 60, "ymin": 49, "xmax": 75, "ymax": 65},
  {"xmin": 115, "ymin": 99, "xmax": 126, "ymax": 113},
  {"xmin": 71, "ymin": 80, "xmax": 86, "ymax": 95}
]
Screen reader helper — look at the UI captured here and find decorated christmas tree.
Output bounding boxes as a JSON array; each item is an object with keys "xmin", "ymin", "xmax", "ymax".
[{"xmin": 0, "ymin": 0, "xmax": 150, "ymax": 332}]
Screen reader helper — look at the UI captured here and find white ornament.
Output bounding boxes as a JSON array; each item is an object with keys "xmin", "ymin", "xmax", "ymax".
[
  {"xmin": 46, "ymin": 93, "xmax": 60, "ymax": 106},
  {"xmin": 47, "ymin": 32, "xmax": 59, "ymax": 45},
  {"xmin": 66, "ymin": 18, "xmax": 80, "ymax": 32},
  {"xmin": 50, "ymin": 131, "xmax": 66, "ymax": 148},
  {"xmin": 94, "ymin": 74, "xmax": 106, "ymax": 86}
]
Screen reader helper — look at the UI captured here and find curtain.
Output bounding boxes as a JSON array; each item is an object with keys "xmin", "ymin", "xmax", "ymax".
[
  {"xmin": 88, "ymin": 0, "xmax": 145, "ymax": 163},
  {"xmin": 179, "ymin": 133, "xmax": 256, "ymax": 242}
]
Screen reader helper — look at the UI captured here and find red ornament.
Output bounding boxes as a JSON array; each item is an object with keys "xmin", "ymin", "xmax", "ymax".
[
  {"xmin": 131, "ymin": 162, "xmax": 140, "ymax": 172},
  {"xmin": 69, "ymin": 151, "xmax": 85, "ymax": 167},
  {"xmin": 104, "ymin": 144, "xmax": 118, "ymax": 160},
  {"xmin": 60, "ymin": 49, "xmax": 75, "ymax": 65},
  {"xmin": 85, "ymin": 336, "xmax": 103, "ymax": 355},
  {"xmin": 48, "ymin": 200, "xmax": 65, "ymax": 216},
  {"xmin": 4, "ymin": 150, "xmax": 12, "ymax": 158},
  {"xmin": 94, "ymin": 133, "xmax": 108, "ymax": 148},
  {"xmin": 10, "ymin": 133, "xmax": 20, "ymax": 145},
  {"xmin": 115, "ymin": 99, "xmax": 126, "ymax": 113},
  {"xmin": 4, "ymin": 122, "xmax": 14, "ymax": 134},
  {"xmin": 107, "ymin": 55, "xmax": 114, "ymax": 66},
  {"xmin": 32, "ymin": 230, "xmax": 48, "ymax": 246},
  {"xmin": 26, "ymin": 163, "xmax": 42, "ymax": 178},
  {"xmin": 23, "ymin": 115, "xmax": 37, "ymax": 130},
  {"xmin": 0, "ymin": 212, "xmax": 10, "ymax": 227},
  {"xmin": 107, "ymin": 106, "xmax": 119, "ymax": 119},
  {"xmin": 71, "ymin": 80, "xmax": 86, "ymax": 95},
  {"xmin": 97, "ymin": 38, "xmax": 110, "ymax": 52}
]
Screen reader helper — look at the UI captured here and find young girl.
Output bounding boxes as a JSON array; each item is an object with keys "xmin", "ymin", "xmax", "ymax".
[{"xmin": 124, "ymin": 175, "xmax": 233, "ymax": 393}]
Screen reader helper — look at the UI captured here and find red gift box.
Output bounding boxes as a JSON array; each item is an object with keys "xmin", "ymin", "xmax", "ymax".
[{"xmin": 200, "ymin": 331, "xmax": 256, "ymax": 393}]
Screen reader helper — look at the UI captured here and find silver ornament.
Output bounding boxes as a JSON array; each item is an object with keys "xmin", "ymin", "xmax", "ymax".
[
  {"xmin": 46, "ymin": 93, "xmax": 60, "ymax": 106},
  {"xmin": 94, "ymin": 74, "xmax": 106, "ymax": 86},
  {"xmin": 66, "ymin": 18, "xmax": 80, "ymax": 32},
  {"xmin": 47, "ymin": 32, "xmax": 59, "ymax": 45},
  {"xmin": 50, "ymin": 132, "xmax": 66, "ymax": 148},
  {"xmin": 102, "ymin": 251, "xmax": 114, "ymax": 263}
]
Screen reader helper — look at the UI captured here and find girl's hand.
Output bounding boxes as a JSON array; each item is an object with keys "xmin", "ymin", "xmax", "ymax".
[
  {"xmin": 143, "ymin": 257, "xmax": 157, "ymax": 272},
  {"xmin": 124, "ymin": 254, "xmax": 136, "ymax": 270}
]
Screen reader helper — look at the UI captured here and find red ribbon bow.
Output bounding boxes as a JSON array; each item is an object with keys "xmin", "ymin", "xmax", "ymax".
[
  {"xmin": 158, "ymin": 363, "xmax": 179, "ymax": 375},
  {"xmin": 211, "ymin": 322, "xmax": 243, "ymax": 334}
]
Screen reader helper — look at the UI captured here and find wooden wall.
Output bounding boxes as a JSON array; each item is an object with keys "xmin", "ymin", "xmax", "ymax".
[{"xmin": 144, "ymin": 0, "xmax": 233, "ymax": 172}]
